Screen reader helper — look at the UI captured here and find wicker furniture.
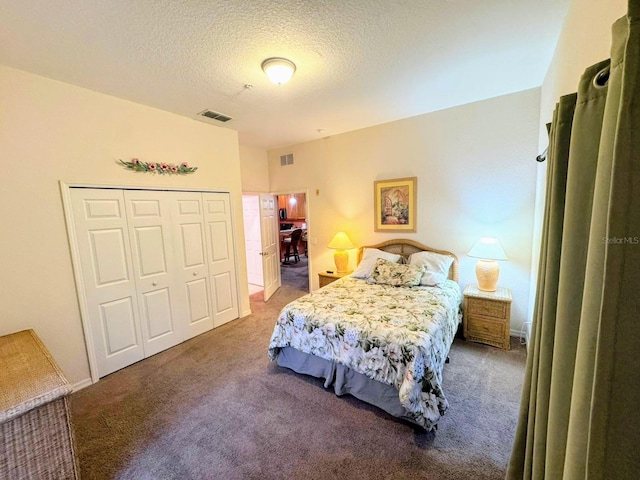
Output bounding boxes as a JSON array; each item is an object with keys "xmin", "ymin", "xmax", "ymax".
[
  {"xmin": 0, "ymin": 330, "xmax": 79, "ymax": 479},
  {"xmin": 463, "ymin": 285, "xmax": 512, "ymax": 350},
  {"xmin": 318, "ymin": 270, "xmax": 352, "ymax": 287}
]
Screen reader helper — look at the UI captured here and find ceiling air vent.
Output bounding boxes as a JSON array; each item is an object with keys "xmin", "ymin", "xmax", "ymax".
[
  {"xmin": 280, "ymin": 154, "xmax": 294, "ymax": 166},
  {"xmin": 198, "ymin": 109, "xmax": 233, "ymax": 123}
]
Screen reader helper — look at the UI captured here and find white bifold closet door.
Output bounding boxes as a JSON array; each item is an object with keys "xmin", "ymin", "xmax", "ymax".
[
  {"xmin": 170, "ymin": 191, "xmax": 214, "ymax": 338},
  {"xmin": 69, "ymin": 188, "xmax": 238, "ymax": 378},
  {"xmin": 203, "ymin": 193, "xmax": 238, "ymax": 327},
  {"xmin": 71, "ymin": 189, "xmax": 145, "ymax": 376},
  {"xmin": 124, "ymin": 190, "xmax": 185, "ymax": 356}
]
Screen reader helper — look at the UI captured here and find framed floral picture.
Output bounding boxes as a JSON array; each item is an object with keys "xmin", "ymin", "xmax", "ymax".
[{"xmin": 374, "ymin": 177, "xmax": 417, "ymax": 232}]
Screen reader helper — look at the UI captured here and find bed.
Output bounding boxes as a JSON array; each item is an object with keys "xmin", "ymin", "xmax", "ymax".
[{"xmin": 268, "ymin": 239, "xmax": 461, "ymax": 431}]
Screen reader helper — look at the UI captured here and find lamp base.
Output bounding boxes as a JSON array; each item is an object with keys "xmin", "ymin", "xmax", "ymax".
[
  {"xmin": 476, "ymin": 259, "xmax": 499, "ymax": 292},
  {"xmin": 334, "ymin": 250, "xmax": 349, "ymax": 273}
]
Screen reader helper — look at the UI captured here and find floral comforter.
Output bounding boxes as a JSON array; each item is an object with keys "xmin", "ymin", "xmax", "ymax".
[{"xmin": 268, "ymin": 276, "xmax": 461, "ymax": 430}]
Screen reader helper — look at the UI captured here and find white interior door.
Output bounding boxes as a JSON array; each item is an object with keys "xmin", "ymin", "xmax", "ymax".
[
  {"xmin": 203, "ymin": 192, "xmax": 239, "ymax": 327},
  {"xmin": 70, "ymin": 188, "xmax": 144, "ymax": 377},
  {"xmin": 169, "ymin": 191, "xmax": 213, "ymax": 338},
  {"xmin": 123, "ymin": 190, "xmax": 184, "ymax": 356},
  {"xmin": 242, "ymin": 195, "xmax": 264, "ymax": 287},
  {"xmin": 259, "ymin": 194, "xmax": 281, "ymax": 301}
]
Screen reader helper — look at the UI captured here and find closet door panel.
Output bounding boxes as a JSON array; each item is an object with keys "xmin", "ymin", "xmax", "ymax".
[
  {"xmin": 89, "ymin": 229, "xmax": 130, "ymax": 285},
  {"xmin": 132, "ymin": 225, "xmax": 167, "ymax": 277},
  {"xmin": 70, "ymin": 188, "xmax": 144, "ymax": 377},
  {"xmin": 124, "ymin": 191, "xmax": 184, "ymax": 356},
  {"xmin": 141, "ymin": 288, "xmax": 174, "ymax": 338},
  {"xmin": 169, "ymin": 192, "xmax": 213, "ymax": 338},
  {"xmin": 100, "ymin": 297, "xmax": 139, "ymax": 354},
  {"xmin": 185, "ymin": 278, "xmax": 210, "ymax": 325},
  {"xmin": 180, "ymin": 223, "xmax": 206, "ymax": 267},
  {"xmin": 203, "ymin": 192, "xmax": 238, "ymax": 327},
  {"xmin": 212, "ymin": 272, "xmax": 233, "ymax": 312},
  {"xmin": 208, "ymin": 221, "xmax": 230, "ymax": 260}
]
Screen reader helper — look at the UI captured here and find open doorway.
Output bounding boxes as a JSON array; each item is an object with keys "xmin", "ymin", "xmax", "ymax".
[
  {"xmin": 242, "ymin": 191, "xmax": 309, "ymax": 301},
  {"xmin": 277, "ymin": 192, "xmax": 308, "ymax": 292}
]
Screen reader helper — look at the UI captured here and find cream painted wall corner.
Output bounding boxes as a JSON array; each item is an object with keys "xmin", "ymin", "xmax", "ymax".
[
  {"xmin": 239, "ymin": 145, "xmax": 270, "ymax": 193},
  {"xmin": 0, "ymin": 65, "xmax": 250, "ymax": 384}
]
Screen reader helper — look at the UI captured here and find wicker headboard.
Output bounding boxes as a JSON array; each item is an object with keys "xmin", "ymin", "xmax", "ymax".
[{"xmin": 356, "ymin": 239, "xmax": 459, "ymax": 282}]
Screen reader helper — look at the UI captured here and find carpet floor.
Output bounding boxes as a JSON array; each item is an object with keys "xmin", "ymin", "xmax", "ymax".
[
  {"xmin": 70, "ymin": 283, "xmax": 526, "ymax": 479},
  {"xmin": 280, "ymin": 254, "xmax": 309, "ymax": 291}
]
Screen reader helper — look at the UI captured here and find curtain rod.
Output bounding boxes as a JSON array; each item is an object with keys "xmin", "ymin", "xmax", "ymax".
[{"xmin": 536, "ymin": 147, "xmax": 548, "ymax": 162}]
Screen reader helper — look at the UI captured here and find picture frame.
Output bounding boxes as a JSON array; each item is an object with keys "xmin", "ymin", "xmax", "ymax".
[{"xmin": 374, "ymin": 177, "xmax": 417, "ymax": 232}]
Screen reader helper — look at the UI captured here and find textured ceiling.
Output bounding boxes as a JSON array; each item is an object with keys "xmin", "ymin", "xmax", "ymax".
[{"xmin": 0, "ymin": 0, "xmax": 571, "ymax": 149}]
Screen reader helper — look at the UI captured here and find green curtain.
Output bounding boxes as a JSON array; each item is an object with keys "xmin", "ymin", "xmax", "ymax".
[{"xmin": 507, "ymin": 4, "xmax": 640, "ymax": 479}]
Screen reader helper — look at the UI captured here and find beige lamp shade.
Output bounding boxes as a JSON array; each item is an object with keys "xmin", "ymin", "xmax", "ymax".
[
  {"xmin": 328, "ymin": 232, "xmax": 355, "ymax": 273},
  {"xmin": 468, "ymin": 237, "xmax": 508, "ymax": 292}
]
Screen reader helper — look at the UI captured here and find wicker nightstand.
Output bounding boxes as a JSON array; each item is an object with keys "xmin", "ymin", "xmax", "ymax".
[
  {"xmin": 463, "ymin": 285, "xmax": 512, "ymax": 350},
  {"xmin": 318, "ymin": 271, "xmax": 352, "ymax": 287}
]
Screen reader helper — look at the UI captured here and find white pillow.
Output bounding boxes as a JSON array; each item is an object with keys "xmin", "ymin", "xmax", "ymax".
[
  {"xmin": 408, "ymin": 251, "xmax": 454, "ymax": 286},
  {"xmin": 352, "ymin": 248, "xmax": 403, "ymax": 279}
]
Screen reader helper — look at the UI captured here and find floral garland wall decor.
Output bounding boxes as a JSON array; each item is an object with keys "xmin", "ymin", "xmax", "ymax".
[{"xmin": 118, "ymin": 158, "xmax": 198, "ymax": 175}]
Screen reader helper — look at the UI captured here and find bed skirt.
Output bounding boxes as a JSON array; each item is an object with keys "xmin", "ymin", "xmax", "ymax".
[{"xmin": 275, "ymin": 346, "xmax": 419, "ymax": 426}]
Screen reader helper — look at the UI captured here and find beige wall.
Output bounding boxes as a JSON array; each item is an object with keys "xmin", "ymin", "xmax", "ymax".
[
  {"xmin": 239, "ymin": 145, "xmax": 269, "ymax": 192},
  {"xmin": 268, "ymin": 88, "xmax": 541, "ymax": 334},
  {"xmin": 540, "ymin": 0, "xmax": 627, "ymax": 117},
  {"xmin": 0, "ymin": 65, "xmax": 250, "ymax": 386},
  {"xmin": 527, "ymin": 0, "xmax": 628, "ymax": 330}
]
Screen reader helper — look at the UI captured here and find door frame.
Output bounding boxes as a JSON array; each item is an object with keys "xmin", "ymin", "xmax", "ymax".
[
  {"xmin": 273, "ymin": 188, "xmax": 312, "ymax": 292},
  {"xmin": 241, "ymin": 193, "xmax": 264, "ymax": 288},
  {"xmin": 60, "ymin": 181, "xmax": 243, "ymax": 384}
]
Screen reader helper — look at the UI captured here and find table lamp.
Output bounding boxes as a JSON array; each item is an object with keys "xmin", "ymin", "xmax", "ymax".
[
  {"xmin": 328, "ymin": 232, "xmax": 355, "ymax": 273},
  {"xmin": 467, "ymin": 237, "xmax": 508, "ymax": 292}
]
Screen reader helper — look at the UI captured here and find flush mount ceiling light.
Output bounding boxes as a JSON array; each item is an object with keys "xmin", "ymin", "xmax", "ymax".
[{"xmin": 261, "ymin": 57, "xmax": 296, "ymax": 85}]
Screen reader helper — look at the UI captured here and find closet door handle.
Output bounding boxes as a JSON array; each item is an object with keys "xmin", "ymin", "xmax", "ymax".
[
  {"xmin": 152, "ymin": 281, "xmax": 158, "ymax": 286},
  {"xmin": 193, "ymin": 272, "xmax": 198, "ymax": 276}
]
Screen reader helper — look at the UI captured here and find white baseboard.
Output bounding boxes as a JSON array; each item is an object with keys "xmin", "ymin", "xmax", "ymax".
[
  {"xmin": 511, "ymin": 322, "xmax": 533, "ymax": 349},
  {"xmin": 510, "ymin": 328, "xmax": 527, "ymax": 347},
  {"xmin": 241, "ymin": 308, "xmax": 252, "ymax": 318},
  {"xmin": 72, "ymin": 378, "xmax": 93, "ymax": 392}
]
